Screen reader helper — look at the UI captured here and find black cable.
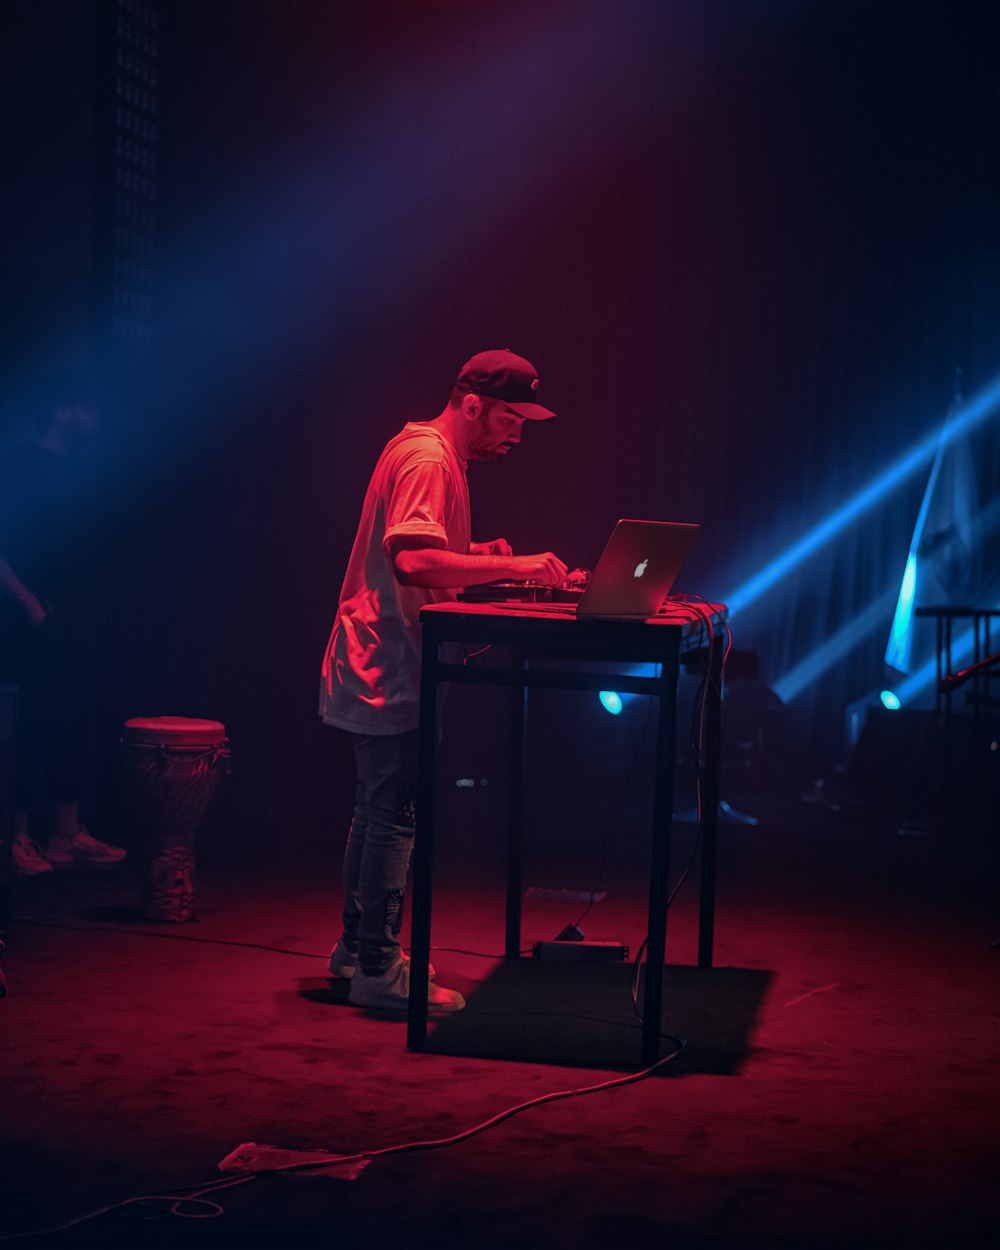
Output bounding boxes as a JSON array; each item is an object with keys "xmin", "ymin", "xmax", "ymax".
[
  {"xmin": 0, "ymin": 1036, "xmax": 686, "ymax": 1245},
  {"xmin": 10, "ymin": 919, "xmax": 544, "ymax": 970}
]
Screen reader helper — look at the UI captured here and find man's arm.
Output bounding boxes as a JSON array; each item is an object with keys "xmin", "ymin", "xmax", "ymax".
[{"xmin": 392, "ymin": 544, "xmax": 567, "ymax": 589}]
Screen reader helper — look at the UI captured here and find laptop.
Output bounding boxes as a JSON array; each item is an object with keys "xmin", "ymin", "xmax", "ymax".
[{"xmin": 491, "ymin": 519, "xmax": 699, "ymax": 618}]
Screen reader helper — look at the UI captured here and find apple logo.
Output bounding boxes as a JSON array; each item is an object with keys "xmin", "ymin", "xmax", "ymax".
[{"xmin": 633, "ymin": 558, "xmax": 649, "ymax": 579}]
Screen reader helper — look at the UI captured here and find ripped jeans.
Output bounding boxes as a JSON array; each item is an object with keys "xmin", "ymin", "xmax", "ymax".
[{"xmin": 341, "ymin": 730, "xmax": 419, "ymax": 977}]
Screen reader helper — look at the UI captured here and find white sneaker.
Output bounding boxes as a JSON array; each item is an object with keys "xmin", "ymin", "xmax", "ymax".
[
  {"xmin": 328, "ymin": 940, "xmax": 436, "ymax": 981},
  {"xmin": 328, "ymin": 939, "xmax": 360, "ymax": 978},
  {"xmin": 46, "ymin": 828, "xmax": 127, "ymax": 869},
  {"xmin": 12, "ymin": 834, "xmax": 54, "ymax": 876},
  {"xmin": 348, "ymin": 957, "xmax": 464, "ymax": 1012}
]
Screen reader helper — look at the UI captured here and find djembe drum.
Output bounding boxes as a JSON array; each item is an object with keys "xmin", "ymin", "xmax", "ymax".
[{"xmin": 122, "ymin": 716, "xmax": 230, "ymax": 922}]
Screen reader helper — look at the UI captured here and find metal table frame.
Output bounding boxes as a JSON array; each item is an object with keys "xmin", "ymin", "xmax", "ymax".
[
  {"xmin": 915, "ymin": 605, "xmax": 1000, "ymax": 717},
  {"xmin": 915, "ymin": 604, "xmax": 1000, "ymax": 833},
  {"xmin": 406, "ymin": 601, "xmax": 727, "ymax": 1067}
]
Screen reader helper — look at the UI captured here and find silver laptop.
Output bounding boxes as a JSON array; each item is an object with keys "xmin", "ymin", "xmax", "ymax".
[{"xmin": 494, "ymin": 519, "xmax": 699, "ymax": 618}]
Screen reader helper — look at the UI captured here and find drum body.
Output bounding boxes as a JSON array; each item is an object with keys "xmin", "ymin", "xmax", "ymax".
[{"xmin": 122, "ymin": 716, "xmax": 229, "ymax": 922}]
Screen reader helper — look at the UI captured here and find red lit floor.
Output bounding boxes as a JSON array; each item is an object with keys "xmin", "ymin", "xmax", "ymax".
[{"xmin": 2, "ymin": 785, "xmax": 998, "ymax": 1250}]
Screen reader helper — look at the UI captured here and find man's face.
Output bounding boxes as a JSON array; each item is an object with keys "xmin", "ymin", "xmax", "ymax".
[{"xmin": 467, "ymin": 399, "xmax": 526, "ymax": 462}]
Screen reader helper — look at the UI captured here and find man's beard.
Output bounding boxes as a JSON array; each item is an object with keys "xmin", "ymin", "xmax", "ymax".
[{"xmin": 466, "ymin": 414, "xmax": 504, "ymax": 461}]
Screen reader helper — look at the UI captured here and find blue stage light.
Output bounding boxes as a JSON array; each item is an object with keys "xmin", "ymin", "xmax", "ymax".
[
  {"xmin": 596, "ymin": 663, "xmax": 660, "ymax": 715},
  {"xmin": 885, "ymin": 552, "xmax": 918, "ymax": 673},
  {"xmin": 724, "ymin": 372, "xmax": 1000, "ymax": 617},
  {"xmin": 880, "ymin": 689, "xmax": 901, "ymax": 710}
]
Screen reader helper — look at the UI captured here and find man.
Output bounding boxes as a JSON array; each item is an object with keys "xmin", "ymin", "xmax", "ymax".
[
  {"xmin": 0, "ymin": 371, "xmax": 127, "ymax": 875},
  {"xmin": 319, "ymin": 349, "xmax": 567, "ymax": 1011}
]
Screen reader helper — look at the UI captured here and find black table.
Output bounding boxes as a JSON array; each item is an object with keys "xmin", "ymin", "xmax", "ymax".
[{"xmin": 406, "ymin": 600, "xmax": 728, "ymax": 1067}]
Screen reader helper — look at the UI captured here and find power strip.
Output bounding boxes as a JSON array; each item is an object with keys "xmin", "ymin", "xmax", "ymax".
[{"xmin": 532, "ymin": 940, "xmax": 629, "ymax": 962}]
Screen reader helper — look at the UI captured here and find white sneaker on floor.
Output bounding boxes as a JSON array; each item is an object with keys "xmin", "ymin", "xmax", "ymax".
[
  {"xmin": 348, "ymin": 957, "xmax": 463, "ymax": 1012},
  {"xmin": 12, "ymin": 834, "xmax": 54, "ymax": 876},
  {"xmin": 46, "ymin": 828, "xmax": 127, "ymax": 869},
  {"xmin": 328, "ymin": 939, "xmax": 360, "ymax": 978},
  {"xmin": 328, "ymin": 940, "xmax": 436, "ymax": 980}
]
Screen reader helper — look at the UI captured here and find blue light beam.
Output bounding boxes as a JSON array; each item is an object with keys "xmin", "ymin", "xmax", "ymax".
[
  {"xmin": 885, "ymin": 389, "xmax": 972, "ymax": 673},
  {"xmin": 773, "ymin": 587, "xmax": 899, "ymax": 704},
  {"xmin": 724, "ymin": 373, "xmax": 1000, "ymax": 617}
]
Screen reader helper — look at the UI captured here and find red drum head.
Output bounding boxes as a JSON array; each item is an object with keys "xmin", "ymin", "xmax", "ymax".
[{"xmin": 124, "ymin": 716, "xmax": 227, "ymax": 749}]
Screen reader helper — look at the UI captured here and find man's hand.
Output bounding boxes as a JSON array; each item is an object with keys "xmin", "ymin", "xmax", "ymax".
[
  {"xmin": 507, "ymin": 552, "xmax": 569, "ymax": 586},
  {"xmin": 469, "ymin": 538, "xmax": 514, "ymax": 557}
]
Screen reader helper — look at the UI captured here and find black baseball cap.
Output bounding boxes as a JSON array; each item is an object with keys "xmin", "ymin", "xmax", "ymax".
[{"xmin": 455, "ymin": 349, "xmax": 556, "ymax": 421}]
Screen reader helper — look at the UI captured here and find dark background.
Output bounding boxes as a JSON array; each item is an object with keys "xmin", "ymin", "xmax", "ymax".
[{"xmin": 2, "ymin": 0, "xmax": 999, "ymax": 845}]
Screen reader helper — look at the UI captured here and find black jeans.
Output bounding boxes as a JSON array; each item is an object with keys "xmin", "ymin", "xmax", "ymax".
[{"xmin": 340, "ymin": 729, "xmax": 419, "ymax": 976}]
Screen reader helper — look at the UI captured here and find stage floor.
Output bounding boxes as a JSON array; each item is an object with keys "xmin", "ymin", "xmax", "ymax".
[{"xmin": 3, "ymin": 784, "xmax": 998, "ymax": 1250}]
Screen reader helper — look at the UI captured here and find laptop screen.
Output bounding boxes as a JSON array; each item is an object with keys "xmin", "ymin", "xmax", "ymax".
[{"xmin": 576, "ymin": 519, "xmax": 699, "ymax": 617}]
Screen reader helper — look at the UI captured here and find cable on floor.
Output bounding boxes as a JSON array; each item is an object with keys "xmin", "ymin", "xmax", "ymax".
[{"xmin": 0, "ymin": 1035, "xmax": 685, "ymax": 1244}]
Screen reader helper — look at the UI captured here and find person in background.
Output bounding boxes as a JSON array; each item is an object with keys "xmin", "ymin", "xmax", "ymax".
[
  {"xmin": 319, "ymin": 349, "xmax": 567, "ymax": 1012},
  {"xmin": 0, "ymin": 371, "xmax": 126, "ymax": 875}
]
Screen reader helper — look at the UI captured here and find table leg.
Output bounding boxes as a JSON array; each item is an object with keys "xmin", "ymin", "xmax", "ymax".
[
  {"xmin": 643, "ymin": 656, "xmax": 679, "ymax": 1067},
  {"xmin": 407, "ymin": 643, "xmax": 440, "ymax": 1051},
  {"xmin": 506, "ymin": 653, "xmax": 527, "ymax": 960},
  {"xmin": 697, "ymin": 632, "xmax": 724, "ymax": 969}
]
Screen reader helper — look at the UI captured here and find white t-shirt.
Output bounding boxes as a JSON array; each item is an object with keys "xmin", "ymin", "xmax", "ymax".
[{"xmin": 319, "ymin": 423, "xmax": 471, "ymax": 735}]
